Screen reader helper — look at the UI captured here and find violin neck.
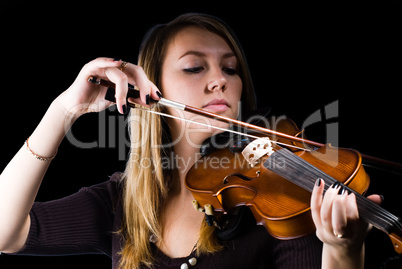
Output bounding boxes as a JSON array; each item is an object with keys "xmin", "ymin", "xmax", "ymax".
[{"xmin": 264, "ymin": 148, "xmax": 402, "ymax": 237}]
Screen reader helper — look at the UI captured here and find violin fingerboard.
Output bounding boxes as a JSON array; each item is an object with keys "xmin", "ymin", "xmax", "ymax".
[{"xmin": 264, "ymin": 148, "xmax": 402, "ymax": 236}]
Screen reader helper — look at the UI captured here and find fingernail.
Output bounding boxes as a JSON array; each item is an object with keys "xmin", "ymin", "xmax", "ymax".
[
  {"xmin": 122, "ymin": 104, "xmax": 127, "ymax": 114},
  {"xmin": 332, "ymin": 182, "xmax": 340, "ymax": 189},
  {"xmin": 338, "ymin": 186, "xmax": 345, "ymax": 195},
  {"xmin": 113, "ymin": 58, "xmax": 121, "ymax": 61},
  {"xmin": 146, "ymin": 94, "xmax": 150, "ymax": 105},
  {"xmin": 316, "ymin": 178, "xmax": 322, "ymax": 187},
  {"xmin": 380, "ymin": 195, "xmax": 385, "ymax": 203},
  {"xmin": 156, "ymin": 91, "xmax": 163, "ymax": 98}
]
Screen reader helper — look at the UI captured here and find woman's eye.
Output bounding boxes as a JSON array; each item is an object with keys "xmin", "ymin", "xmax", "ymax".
[
  {"xmin": 183, "ymin": 66, "xmax": 237, "ymax": 75},
  {"xmin": 183, "ymin": 67, "xmax": 204, "ymax": 74},
  {"xmin": 222, "ymin": 67, "xmax": 238, "ymax": 75}
]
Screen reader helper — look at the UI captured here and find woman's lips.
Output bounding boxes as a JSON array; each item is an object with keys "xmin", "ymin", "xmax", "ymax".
[{"xmin": 202, "ymin": 99, "xmax": 230, "ymax": 112}]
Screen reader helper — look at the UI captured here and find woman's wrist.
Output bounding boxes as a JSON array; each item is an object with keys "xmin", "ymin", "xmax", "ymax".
[
  {"xmin": 54, "ymin": 91, "xmax": 87, "ymax": 121},
  {"xmin": 322, "ymin": 242, "xmax": 365, "ymax": 269},
  {"xmin": 28, "ymin": 97, "xmax": 77, "ymax": 158}
]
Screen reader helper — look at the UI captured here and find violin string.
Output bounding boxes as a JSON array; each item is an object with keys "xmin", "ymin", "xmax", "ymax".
[
  {"xmin": 322, "ymin": 174, "xmax": 401, "ymax": 233},
  {"xmin": 356, "ymin": 194, "xmax": 401, "ymax": 233},
  {"xmin": 136, "ymin": 108, "xmax": 311, "ymax": 152},
  {"xmin": 354, "ymin": 188, "xmax": 402, "ymax": 232},
  {"xmin": 326, "ymin": 179, "xmax": 401, "ymax": 234}
]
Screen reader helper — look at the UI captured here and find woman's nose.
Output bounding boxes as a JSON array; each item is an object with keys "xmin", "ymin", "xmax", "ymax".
[{"xmin": 207, "ymin": 69, "xmax": 227, "ymax": 92}]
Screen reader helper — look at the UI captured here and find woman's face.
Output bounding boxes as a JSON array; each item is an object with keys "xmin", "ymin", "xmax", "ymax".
[{"xmin": 161, "ymin": 26, "xmax": 243, "ymax": 142}]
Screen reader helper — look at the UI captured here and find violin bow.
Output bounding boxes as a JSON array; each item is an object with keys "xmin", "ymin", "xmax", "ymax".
[{"xmin": 88, "ymin": 76, "xmax": 402, "ymax": 175}]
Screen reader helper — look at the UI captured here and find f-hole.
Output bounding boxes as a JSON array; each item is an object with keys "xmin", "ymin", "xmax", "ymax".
[{"xmin": 223, "ymin": 170, "xmax": 261, "ymax": 184}]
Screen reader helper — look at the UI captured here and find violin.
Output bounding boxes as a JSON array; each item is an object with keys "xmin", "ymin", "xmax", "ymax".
[
  {"xmin": 186, "ymin": 118, "xmax": 402, "ymax": 254},
  {"xmin": 90, "ymin": 76, "xmax": 402, "ymax": 254}
]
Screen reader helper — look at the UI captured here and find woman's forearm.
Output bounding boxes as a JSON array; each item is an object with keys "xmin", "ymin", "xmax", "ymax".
[{"xmin": 0, "ymin": 97, "xmax": 76, "ymax": 253}]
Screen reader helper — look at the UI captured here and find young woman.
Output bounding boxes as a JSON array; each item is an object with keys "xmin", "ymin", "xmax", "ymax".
[{"xmin": 0, "ymin": 13, "xmax": 381, "ymax": 269}]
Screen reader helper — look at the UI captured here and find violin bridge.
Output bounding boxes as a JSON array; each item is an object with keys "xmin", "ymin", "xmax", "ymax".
[{"xmin": 242, "ymin": 137, "xmax": 274, "ymax": 167}]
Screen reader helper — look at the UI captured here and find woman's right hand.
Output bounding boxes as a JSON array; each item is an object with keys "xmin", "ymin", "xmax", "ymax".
[{"xmin": 57, "ymin": 57, "xmax": 161, "ymax": 117}]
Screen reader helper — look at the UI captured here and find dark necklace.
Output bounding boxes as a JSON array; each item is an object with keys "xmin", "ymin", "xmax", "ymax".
[{"xmin": 149, "ymin": 234, "xmax": 198, "ymax": 268}]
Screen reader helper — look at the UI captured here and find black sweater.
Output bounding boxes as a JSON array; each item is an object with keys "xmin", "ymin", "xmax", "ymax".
[{"xmin": 15, "ymin": 172, "xmax": 323, "ymax": 268}]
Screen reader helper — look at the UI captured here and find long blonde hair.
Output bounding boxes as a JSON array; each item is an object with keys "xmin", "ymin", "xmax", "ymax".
[{"xmin": 119, "ymin": 13, "xmax": 257, "ymax": 269}]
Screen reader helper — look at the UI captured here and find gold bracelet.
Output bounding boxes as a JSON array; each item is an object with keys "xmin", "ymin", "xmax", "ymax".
[{"xmin": 24, "ymin": 137, "xmax": 56, "ymax": 162}]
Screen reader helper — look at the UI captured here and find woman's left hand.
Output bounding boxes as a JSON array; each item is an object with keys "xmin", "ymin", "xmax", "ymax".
[{"xmin": 311, "ymin": 178, "xmax": 382, "ymax": 249}]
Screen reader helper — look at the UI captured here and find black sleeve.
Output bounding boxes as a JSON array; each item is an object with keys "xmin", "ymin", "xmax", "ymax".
[
  {"xmin": 273, "ymin": 232, "xmax": 323, "ymax": 269},
  {"xmin": 14, "ymin": 174, "xmax": 122, "ymax": 257}
]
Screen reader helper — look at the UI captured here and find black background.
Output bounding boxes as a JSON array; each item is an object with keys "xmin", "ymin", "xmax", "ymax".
[{"xmin": 1, "ymin": 1, "xmax": 402, "ymax": 268}]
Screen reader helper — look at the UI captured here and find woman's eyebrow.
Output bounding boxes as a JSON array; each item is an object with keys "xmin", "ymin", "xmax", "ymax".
[
  {"xmin": 179, "ymin": 50, "xmax": 206, "ymax": 59},
  {"xmin": 178, "ymin": 50, "xmax": 236, "ymax": 59},
  {"xmin": 222, "ymin": 52, "xmax": 236, "ymax": 59}
]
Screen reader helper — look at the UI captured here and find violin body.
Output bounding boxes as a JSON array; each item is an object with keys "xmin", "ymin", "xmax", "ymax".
[{"xmin": 186, "ymin": 142, "xmax": 369, "ymax": 239}]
